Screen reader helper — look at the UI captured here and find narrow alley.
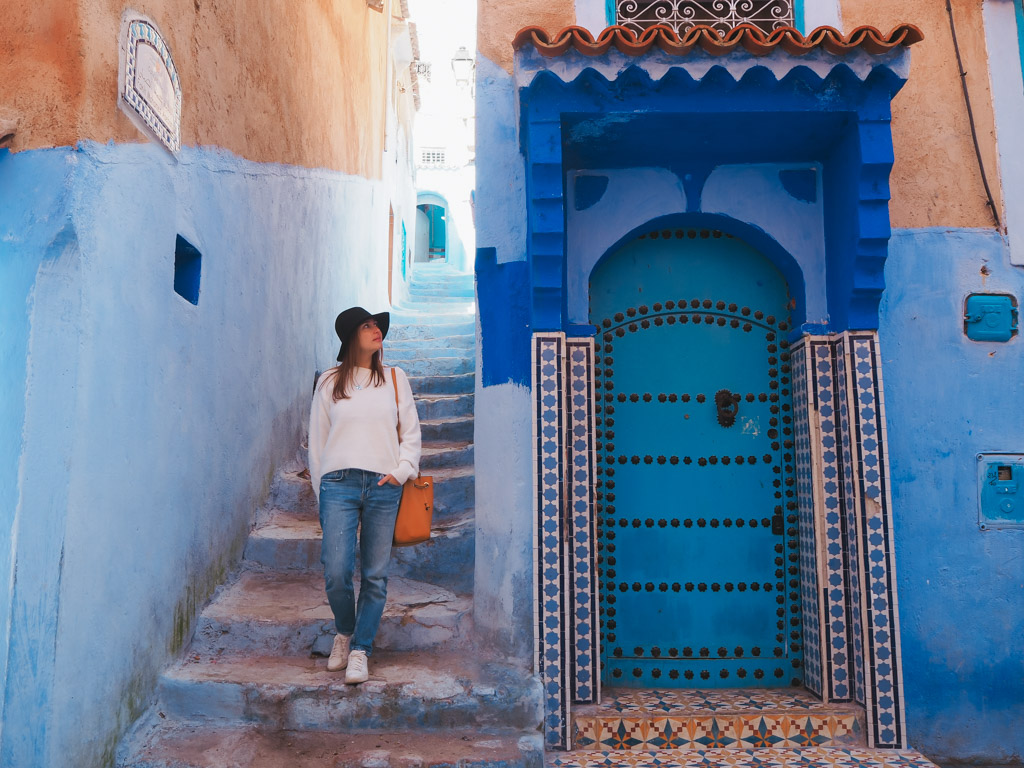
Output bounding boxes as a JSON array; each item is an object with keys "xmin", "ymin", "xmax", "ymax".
[
  {"xmin": 3, "ymin": 2, "xmax": 1024, "ymax": 768},
  {"xmin": 117, "ymin": 266, "xmax": 550, "ymax": 767}
]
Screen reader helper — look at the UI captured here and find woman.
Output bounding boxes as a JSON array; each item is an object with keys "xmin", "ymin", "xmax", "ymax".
[{"xmin": 308, "ymin": 306, "xmax": 421, "ymax": 684}]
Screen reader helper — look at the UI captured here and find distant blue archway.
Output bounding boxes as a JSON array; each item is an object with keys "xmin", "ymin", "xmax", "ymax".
[{"xmin": 415, "ymin": 191, "xmax": 449, "ymax": 263}]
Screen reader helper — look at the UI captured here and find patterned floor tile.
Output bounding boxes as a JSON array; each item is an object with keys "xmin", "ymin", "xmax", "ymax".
[
  {"xmin": 602, "ymin": 689, "xmax": 833, "ymax": 715},
  {"xmin": 547, "ymin": 747, "xmax": 939, "ymax": 768},
  {"xmin": 575, "ymin": 713, "xmax": 862, "ymax": 752}
]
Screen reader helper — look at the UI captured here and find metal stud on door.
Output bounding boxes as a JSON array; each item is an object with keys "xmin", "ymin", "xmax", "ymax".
[{"xmin": 591, "ymin": 228, "xmax": 803, "ymax": 688}]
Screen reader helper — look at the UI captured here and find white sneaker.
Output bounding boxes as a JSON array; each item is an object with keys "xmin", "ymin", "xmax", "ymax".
[
  {"xmin": 345, "ymin": 649, "xmax": 369, "ymax": 684},
  {"xmin": 327, "ymin": 634, "xmax": 350, "ymax": 671}
]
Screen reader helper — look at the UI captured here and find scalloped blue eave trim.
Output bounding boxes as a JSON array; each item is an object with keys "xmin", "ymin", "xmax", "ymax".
[{"xmin": 513, "ymin": 59, "xmax": 904, "ymax": 334}]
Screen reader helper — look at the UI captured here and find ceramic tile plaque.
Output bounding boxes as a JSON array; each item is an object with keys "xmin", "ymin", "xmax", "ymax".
[{"xmin": 119, "ymin": 14, "xmax": 181, "ymax": 153}]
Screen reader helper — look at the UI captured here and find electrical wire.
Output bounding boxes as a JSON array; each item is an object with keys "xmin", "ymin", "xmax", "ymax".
[{"xmin": 946, "ymin": 0, "xmax": 1002, "ymax": 230}]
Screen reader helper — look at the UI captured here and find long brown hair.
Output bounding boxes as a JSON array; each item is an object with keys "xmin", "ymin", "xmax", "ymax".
[{"xmin": 319, "ymin": 331, "xmax": 386, "ymax": 401}]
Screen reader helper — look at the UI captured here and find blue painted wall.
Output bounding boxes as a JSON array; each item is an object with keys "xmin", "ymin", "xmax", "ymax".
[
  {"xmin": 0, "ymin": 148, "xmax": 78, "ymax": 749},
  {"xmin": 879, "ymin": 228, "xmax": 1024, "ymax": 763},
  {"xmin": 473, "ymin": 54, "xmax": 536, "ymax": 660},
  {"xmin": 0, "ymin": 141, "xmax": 395, "ymax": 767}
]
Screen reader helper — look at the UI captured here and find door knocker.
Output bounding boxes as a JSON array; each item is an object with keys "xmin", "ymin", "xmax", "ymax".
[{"xmin": 715, "ymin": 389, "xmax": 740, "ymax": 428}]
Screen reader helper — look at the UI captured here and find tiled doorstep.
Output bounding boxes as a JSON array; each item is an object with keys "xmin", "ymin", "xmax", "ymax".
[
  {"xmin": 590, "ymin": 690, "xmax": 843, "ymax": 714},
  {"xmin": 548, "ymin": 746, "xmax": 938, "ymax": 768},
  {"xmin": 573, "ymin": 714, "xmax": 862, "ymax": 751},
  {"xmin": 573, "ymin": 690, "xmax": 864, "ymax": 751}
]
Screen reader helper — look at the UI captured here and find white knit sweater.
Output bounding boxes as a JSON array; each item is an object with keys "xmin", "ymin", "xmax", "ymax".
[{"xmin": 308, "ymin": 366, "xmax": 422, "ymax": 500}]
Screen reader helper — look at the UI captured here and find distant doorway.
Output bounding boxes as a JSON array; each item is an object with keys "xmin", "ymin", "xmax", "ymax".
[{"xmin": 415, "ymin": 194, "xmax": 449, "ymax": 263}]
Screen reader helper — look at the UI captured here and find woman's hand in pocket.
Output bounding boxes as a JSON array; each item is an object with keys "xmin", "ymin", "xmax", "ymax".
[{"xmin": 378, "ymin": 474, "xmax": 401, "ymax": 486}]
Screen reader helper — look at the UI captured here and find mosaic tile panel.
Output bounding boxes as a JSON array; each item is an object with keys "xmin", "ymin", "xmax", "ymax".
[
  {"xmin": 599, "ymin": 689, "xmax": 834, "ymax": 714},
  {"xmin": 567, "ymin": 338, "xmax": 600, "ymax": 704},
  {"xmin": 121, "ymin": 19, "xmax": 182, "ymax": 153},
  {"xmin": 548, "ymin": 746, "xmax": 939, "ymax": 768},
  {"xmin": 534, "ymin": 332, "xmax": 571, "ymax": 749},
  {"xmin": 532, "ymin": 329, "xmax": 906, "ymax": 752},
  {"xmin": 834, "ymin": 337, "xmax": 866, "ymax": 709},
  {"xmin": 810, "ymin": 340, "xmax": 855, "ymax": 704},
  {"xmin": 842, "ymin": 333, "xmax": 905, "ymax": 749},
  {"xmin": 574, "ymin": 714, "xmax": 862, "ymax": 751},
  {"xmin": 790, "ymin": 340, "xmax": 823, "ymax": 699}
]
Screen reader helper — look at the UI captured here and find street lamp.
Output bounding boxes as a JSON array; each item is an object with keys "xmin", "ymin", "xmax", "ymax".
[{"xmin": 451, "ymin": 46, "xmax": 475, "ymax": 87}]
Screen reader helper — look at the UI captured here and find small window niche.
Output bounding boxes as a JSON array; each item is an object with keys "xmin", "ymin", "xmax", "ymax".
[{"xmin": 174, "ymin": 235, "xmax": 201, "ymax": 305}]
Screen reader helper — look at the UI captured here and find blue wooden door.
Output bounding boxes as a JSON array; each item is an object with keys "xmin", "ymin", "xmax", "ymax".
[{"xmin": 590, "ymin": 228, "xmax": 803, "ymax": 688}]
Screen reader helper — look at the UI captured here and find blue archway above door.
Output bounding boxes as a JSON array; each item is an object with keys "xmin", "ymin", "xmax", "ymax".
[
  {"xmin": 515, "ymin": 47, "xmax": 913, "ymax": 336},
  {"xmin": 591, "ymin": 212, "xmax": 809, "ymax": 332}
]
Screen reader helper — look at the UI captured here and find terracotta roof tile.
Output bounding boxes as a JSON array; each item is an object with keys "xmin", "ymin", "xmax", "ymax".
[{"xmin": 512, "ymin": 23, "xmax": 923, "ymax": 58}]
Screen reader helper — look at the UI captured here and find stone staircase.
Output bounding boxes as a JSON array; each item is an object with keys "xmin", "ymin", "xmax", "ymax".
[{"xmin": 117, "ymin": 263, "xmax": 545, "ymax": 768}]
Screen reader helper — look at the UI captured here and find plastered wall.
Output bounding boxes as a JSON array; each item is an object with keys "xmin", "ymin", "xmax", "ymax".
[
  {"xmin": 475, "ymin": 0, "xmax": 1003, "ymax": 230},
  {"xmin": 842, "ymin": 0, "xmax": 1002, "ymax": 229},
  {"xmin": 478, "ymin": 0, "xmax": 575, "ymax": 73},
  {"xmin": 0, "ymin": 0, "xmax": 392, "ymax": 178}
]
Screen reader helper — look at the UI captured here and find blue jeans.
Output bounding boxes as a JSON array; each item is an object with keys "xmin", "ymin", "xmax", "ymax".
[{"xmin": 318, "ymin": 469, "xmax": 402, "ymax": 655}]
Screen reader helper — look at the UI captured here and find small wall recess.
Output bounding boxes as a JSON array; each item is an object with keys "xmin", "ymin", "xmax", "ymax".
[{"xmin": 174, "ymin": 235, "xmax": 201, "ymax": 305}]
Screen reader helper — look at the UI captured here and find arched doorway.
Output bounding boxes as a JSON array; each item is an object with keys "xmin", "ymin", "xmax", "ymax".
[
  {"xmin": 590, "ymin": 226, "xmax": 803, "ymax": 689},
  {"xmin": 415, "ymin": 198, "xmax": 448, "ymax": 263}
]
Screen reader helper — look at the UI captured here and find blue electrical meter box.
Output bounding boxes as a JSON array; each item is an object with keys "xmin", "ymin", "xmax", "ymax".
[
  {"xmin": 978, "ymin": 454, "xmax": 1024, "ymax": 529},
  {"xmin": 964, "ymin": 294, "xmax": 1018, "ymax": 342}
]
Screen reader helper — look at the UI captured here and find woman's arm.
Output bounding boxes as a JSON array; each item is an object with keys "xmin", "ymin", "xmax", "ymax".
[
  {"xmin": 308, "ymin": 373, "xmax": 333, "ymax": 500},
  {"xmin": 390, "ymin": 366, "xmax": 422, "ymax": 484}
]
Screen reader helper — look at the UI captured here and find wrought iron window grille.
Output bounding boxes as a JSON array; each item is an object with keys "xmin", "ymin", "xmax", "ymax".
[{"xmin": 615, "ymin": 0, "xmax": 795, "ymax": 36}]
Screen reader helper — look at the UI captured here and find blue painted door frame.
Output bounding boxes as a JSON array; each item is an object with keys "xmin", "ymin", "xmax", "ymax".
[{"xmin": 513, "ymin": 52, "xmax": 910, "ymax": 751}]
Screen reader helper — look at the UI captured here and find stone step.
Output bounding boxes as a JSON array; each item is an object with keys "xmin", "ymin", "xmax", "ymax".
[
  {"xmin": 421, "ymin": 441, "xmax": 473, "ymax": 469},
  {"xmin": 409, "ymin": 372, "xmax": 475, "ymax": 395},
  {"xmin": 192, "ymin": 570, "xmax": 470, "ymax": 656},
  {"xmin": 389, "ymin": 514, "xmax": 475, "ymax": 594},
  {"xmin": 421, "ymin": 415, "xmax": 473, "ymax": 442},
  {"xmin": 388, "ymin": 334, "xmax": 475, "ymax": 351},
  {"xmin": 407, "ymin": 281, "xmax": 474, "ymax": 291},
  {"xmin": 254, "ymin": 468, "xmax": 318, "ymax": 528},
  {"xmin": 416, "ymin": 393, "xmax": 474, "ymax": 420},
  {"xmin": 244, "ymin": 509, "xmax": 320, "ymax": 570},
  {"xmin": 118, "ymin": 722, "xmax": 543, "ymax": 768},
  {"xmin": 244, "ymin": 468, "xmax": 476, "ymax": 571},
  {"xmin": 391, "ymin": 306, "xmax": 476, "ymax": 322},
  {"xmin": 406, "ymin": 289, "xmax": 475, "ymax": 300},
  {"xmin": 244, "ymin": 510, "xmax": 474, "ymax": 592},
  {"xmin": 409, "ymin": 266, "xmax": 473, "ymax": 280},
  {"xmin": 571, "ymin": 688, "xmax": 866, "ymax": 751},
  {"xmin": 408, "ymin": 274, "xmax": 474, "ymax": 285},
  {"xmin": 389, "ymin": 323, "xmax": 475, "ymax": 341},
  {"xmin": 547, "ymin": 747, "xmax": 939, "ymax": 768},
  {"xmin": 156, "ymin": 650, "xmax": 544, "ymax": 733},
  {"xmin": 408, "ymin": 274, "xmax": 474, "ymax": 287},
  {"xmin": 393, "ymin": 356, "xmax": 474, "ymax": 377},
  {"xmin": 404, "ymin": 286, "xmax": 474, "ymax": 299}
]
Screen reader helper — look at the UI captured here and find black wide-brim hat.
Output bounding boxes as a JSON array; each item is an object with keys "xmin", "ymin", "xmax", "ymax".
[{"xmin": 335, "ymin": 306, "xmax": 390, "ymax": 362}]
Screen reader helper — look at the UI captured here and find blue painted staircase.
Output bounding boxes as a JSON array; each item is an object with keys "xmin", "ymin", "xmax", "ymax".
[{"xmin": 117, "ymin": 263, "xmax": 545, "ymax": 768}]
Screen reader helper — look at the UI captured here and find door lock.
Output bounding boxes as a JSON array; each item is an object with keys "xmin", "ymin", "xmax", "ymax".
[{"xmin": 715, "ymin": 389, "xmax": 741, "ymax": 427}]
